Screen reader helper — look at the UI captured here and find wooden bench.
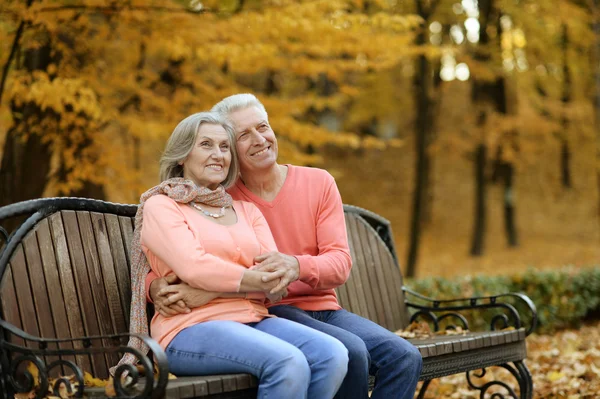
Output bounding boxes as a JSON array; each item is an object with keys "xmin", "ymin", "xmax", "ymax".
[{"xmin": 0, "ymin": 198, "xmax": 537, "ymax": 399}]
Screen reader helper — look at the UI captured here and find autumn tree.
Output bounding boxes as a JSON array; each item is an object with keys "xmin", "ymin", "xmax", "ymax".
[{"xmin": 0, "ymin": 0, "xmax": 421, "ymax": 209}]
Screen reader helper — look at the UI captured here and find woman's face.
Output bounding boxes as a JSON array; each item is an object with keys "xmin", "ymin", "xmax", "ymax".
[
  {"xmin": 182, "ymin": 123, "xmax": 231, "ymax": 190},
  {"xmin": 228, "ymin": 106, "xmax": 278, "ymax": 173}
]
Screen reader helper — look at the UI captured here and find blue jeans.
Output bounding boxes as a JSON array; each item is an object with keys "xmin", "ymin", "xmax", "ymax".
[
  {"xmin": 269, "ymin": 306, "xmax": 422, "ymax": 399},
  {"xmin": 165, "ymin": 318, "xmax": 348, "ymax": 399}
]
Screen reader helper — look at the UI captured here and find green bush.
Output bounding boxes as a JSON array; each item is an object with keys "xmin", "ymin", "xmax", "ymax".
[{"xmin": 405, "ymin": 266, "xmax": 600, "ymax": 333}]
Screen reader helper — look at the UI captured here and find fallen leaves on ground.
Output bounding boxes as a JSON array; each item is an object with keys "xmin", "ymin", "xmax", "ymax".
[
  {"xmin": 412, "ymin": 321, "xmax": 600, "ymax": 398},
  {"xmin": 395, "ymin": 321, "xmax": 470, "ymax": 339}
]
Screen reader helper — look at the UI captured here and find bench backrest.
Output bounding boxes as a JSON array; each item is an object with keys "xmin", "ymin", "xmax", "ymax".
[
  {"xmin": 0, "ymin": 200, "xmax": 410, "ymax": 380},
  {"xmin": 337, "ymin": 205, "xmax": 410, "ymax": 331}
]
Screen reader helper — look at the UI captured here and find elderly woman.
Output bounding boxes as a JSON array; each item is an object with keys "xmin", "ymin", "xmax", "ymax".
[{"xmin": 123, "ymin": 112, "xmax": 348, "ymax": 399}]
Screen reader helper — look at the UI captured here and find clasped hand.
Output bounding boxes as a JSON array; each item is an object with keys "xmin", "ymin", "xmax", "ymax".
[
  {"xmin": 151, "ymin": 252, "xmax": 298, "ymax": 317},
  {"xmin": 253, "ymin": 251, "xmax": 299, "ymax": 295}
]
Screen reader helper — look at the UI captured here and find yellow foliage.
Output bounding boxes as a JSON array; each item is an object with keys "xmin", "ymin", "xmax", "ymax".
[{"xmin": 0, "ymin": 0, "xmax": 597, "ymax": 203}]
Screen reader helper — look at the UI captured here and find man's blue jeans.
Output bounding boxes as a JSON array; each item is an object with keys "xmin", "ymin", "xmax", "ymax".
[
  {"xmin": 166, "ymin": 318, "xmax": 348, "ymax": 399},
  {"xmin": 269, "ymin": 306, "xmax": 422, "ymax": 399}
]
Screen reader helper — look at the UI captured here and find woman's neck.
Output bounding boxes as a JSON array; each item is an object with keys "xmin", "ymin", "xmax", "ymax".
[{"xmin": 240, "ymin": 164, "xmax": 287, "ymax": 201}]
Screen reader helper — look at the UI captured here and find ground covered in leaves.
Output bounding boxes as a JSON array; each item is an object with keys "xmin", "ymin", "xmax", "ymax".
[
  {"xmin": 413, "ymin": 321, "xmax": 600, "ymax": 399},
  {"xmin": 14, "ymin": 321, "xmax": 600, "ymax": 398}
]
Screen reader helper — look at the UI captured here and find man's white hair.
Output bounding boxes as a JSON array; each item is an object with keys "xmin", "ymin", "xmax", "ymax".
[{"xmin": 211, "ymin": 93, "xmax": 268, "ymax": 119}]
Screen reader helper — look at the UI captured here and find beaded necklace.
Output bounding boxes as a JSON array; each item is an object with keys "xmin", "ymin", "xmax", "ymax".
[{"xmin": 190, "ymin": 202, "xmax": 227, "ymax": 218}]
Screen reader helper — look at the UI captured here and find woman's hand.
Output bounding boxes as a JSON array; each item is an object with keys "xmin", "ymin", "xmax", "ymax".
[
  {"xmin": 266, "ymin": 288, "xmax": 288, "ymax": 304},
  {"xmin": 239, "ymin": 270, "xmax": 282, "ymax": 294}
]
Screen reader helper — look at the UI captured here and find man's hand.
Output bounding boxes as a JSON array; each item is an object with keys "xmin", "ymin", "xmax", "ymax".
[
  {"xmin": 157, "ymin": 283, "xmax": 219, "ymax": 311},
  {"xmin": 150, "ymin": 275, "xmax": 191, "ymax": 317},
  {"xmin": 253, "ymin": 252, "xmax": 299, "ymax": 294}
]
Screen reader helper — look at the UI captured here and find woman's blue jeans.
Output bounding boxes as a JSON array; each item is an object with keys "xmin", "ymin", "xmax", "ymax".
[
  {"xmin": 165, "ymin": 318, "xmax": 348, "ymax": 399},
  {"xmin": 269, "ymin": 306, "xmax": 422, "ymax": 399}
]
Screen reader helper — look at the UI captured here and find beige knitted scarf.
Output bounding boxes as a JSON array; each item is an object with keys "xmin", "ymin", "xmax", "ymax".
[{"xmin": 112, "ymin": 177, "xmax": 233, "ymax": 374}]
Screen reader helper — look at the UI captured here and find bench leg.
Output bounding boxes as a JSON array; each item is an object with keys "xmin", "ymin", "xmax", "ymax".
[
  {"xmin": 465, "ymin": 361, "xmax": 533, "ymax": 399},
  {"xmin": 415, "ymin": 380, "xmax": 431, "ymax": 399},
  {"xmin": 514, "ymin": 361, "xmax": 533, "ymax": 399}
]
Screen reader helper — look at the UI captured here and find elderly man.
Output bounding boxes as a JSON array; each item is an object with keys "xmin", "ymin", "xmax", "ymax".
[{"xmin": 147, "ymin": 94, "xmax": 422, "ymax": 399}]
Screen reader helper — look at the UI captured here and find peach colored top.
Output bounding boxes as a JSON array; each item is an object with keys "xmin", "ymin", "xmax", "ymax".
[
  {"xmin": 141, "ymin": 195, "xmax": 276, "ymax": 349},
  {"xmin": 228, "ymin": 165, "xmax": 352, "ymax": 311}
]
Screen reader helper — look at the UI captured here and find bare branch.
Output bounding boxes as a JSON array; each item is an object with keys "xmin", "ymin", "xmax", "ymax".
[
  {"xmin": 34, "ymin": 5, "xmax": 212, "ymax": 15},
  {"xmin": 0, "ymin": 0, "xmax": 36, "ymax": 106}
]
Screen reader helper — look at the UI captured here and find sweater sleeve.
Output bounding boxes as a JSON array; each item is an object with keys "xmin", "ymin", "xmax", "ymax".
[
  {"xmin": 296, "ymin": 175, "xmax": 352, "ymax": 290},
  {"xmin": 141, "ymin": 196, "xmax": 247, "ymax": 292},
  {"xmin": 145, "ymin": 270, "xmax": 158, "ymax": 303}
]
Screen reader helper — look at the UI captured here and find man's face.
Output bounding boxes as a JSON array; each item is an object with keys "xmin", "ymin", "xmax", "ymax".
[{"xmin": 229, "ymin": 106, "xmax": 278, "ymax": 173}]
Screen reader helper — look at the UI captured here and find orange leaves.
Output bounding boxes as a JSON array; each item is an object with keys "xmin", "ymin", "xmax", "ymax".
[{"xmin": 9, "ymin": 73, "xmax": 102, "ymax": 120}]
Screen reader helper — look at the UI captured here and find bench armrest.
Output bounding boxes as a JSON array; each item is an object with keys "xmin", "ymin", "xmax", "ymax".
[
  {"xmin": 0, "ymin": 319, "xmax": 168, "ymax": 399},
  {"xmin": 402, "ymin": 287, "xmax": 538, "ymax": 336}
]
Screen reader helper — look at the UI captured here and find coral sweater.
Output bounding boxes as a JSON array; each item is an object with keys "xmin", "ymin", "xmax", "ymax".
[
  {"xmin": 145, "ymin": 165, "xmax": 352, "ymax": 313},
  {"xmin": 141, "ymin": 195, "xmax": 276, "ymax": 349},
  {"xmin": 227, "ymin": 165, "xmax": 352, "ymax": 311}
]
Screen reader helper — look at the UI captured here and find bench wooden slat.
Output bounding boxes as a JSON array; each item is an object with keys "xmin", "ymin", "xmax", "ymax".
[
  {"xmin": 9, "ymin": 243, "xmax": 41, "ymax": 345},
  {"xmin": 360, "ymin": 222, "xmax": 396, "ymax": 330},
  {"xmin": 118, "ymin": 216, "xmax": 135, "ymax": 273},
  {"xmin": 334, "ymin": 281, "xmax": 351, "ymax": 316},
  {"xmin": 23, "ymin": 232, "xmax": 56, "ymax": 339},
  {"xmin": 177, "ymin": 382, "xmax": 195, "ymax": 398},
  {"xmin": 205, "ymin": 375, "xmax": 224, "ymax": 394},
  {"xmin": 193, "ymin": 378, "xmax": 209, "ymax": 396},
  {"xmin": 220, "ymin": 374, "xmax": 240, "ymax": 392},
  {"xmin": 104, "ymin": 214, "xmax": 131, "ymax": 328},
  {"xmin": 350, "ymin": 215, "xmax": 386, "ymax": 324},
  {"xmin": 48, "ymin": 212, "xmax": 93, "ymax": 374},
  {"xmin": 36, "ymin": 218, "xmax": 78, "ymax": 374},
  {"xmin": 61, "ymin": 211, "xmax": 107, "ymax": 377},
  {"xmin": 37, "ymin": 219, "xmax": 74, "ymax": 346},
  {"xmin": 0, "ymin": 267, "xmax": 25, "ymax": 347},
  {"xmin": 408, "ymin": 329, "xmax": 526, "ymax": 358},
  {"xmin": 76, "ymin": 211, "xmax": 119, "ymax": 375},
  {"xmin": 345, "ymin": 215, "xmax": 378, "ymax": 322},
  {"xmin": 89, "ymin": 213, "xmax": 124, "ymax": 335},
  {"xmin": 373, "ymin": 237, "xmax": 408, "ymax": 330},
  {"xmin": 23, "ymin": 231, "xmax": 63, "ymax": 370},
  {"xmin": 343, "ymin": 211, "xmax": 410, "ymax": 331}
]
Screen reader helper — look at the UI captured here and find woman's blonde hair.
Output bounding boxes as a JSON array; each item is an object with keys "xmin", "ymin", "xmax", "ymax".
[{"xmin": 159, "ymin": 112, "xmax": 239, "ymax": 188}]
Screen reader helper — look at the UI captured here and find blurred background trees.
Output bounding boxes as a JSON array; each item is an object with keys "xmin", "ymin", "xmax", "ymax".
[{"xmin": 0, "ymin": 0, "xmax": 598, "ymax": 277}]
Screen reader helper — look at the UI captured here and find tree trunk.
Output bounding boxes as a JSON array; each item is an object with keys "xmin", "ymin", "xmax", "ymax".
[
  {"xmin": 0, "ymin": 126, "xmax": 53, "ymax": 207},
  {"xmin": 560, "ymin": 24, "xmax": 573, "ymax": 188},
  {"xmin": 471, "ymin": 144, "xmax": 487, "ymax": 255},
  {"xmin": 560, "ymin": 139, "xmax": 572, "ymax": 188},
  {"xmin": 406, "ymin": 51, "xmax": 430, "ymax": 278},
  {"xmin": 593, "ymin": 0, "xmax": 600, "ymax": 229},
  {"xmin": 469, "ymin": 0, "xmax": 507, "ymax": 256},
  {"xmin": 0, "ymin": 45, "xmax": 53, "ymax": 209},
  {"xmin": 503, "ymin": 162, "xmax": 517, "ymax": 247},
  {"xmin": 406, "ymin": 0, "xmax": 437, "ymax": 278}
]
